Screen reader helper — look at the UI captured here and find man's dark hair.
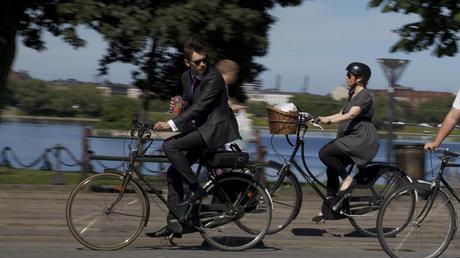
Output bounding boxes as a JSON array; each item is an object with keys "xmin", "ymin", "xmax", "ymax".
[{"xmin": 183, "ymin": 39, "xmax": 205, "ymax": 60}]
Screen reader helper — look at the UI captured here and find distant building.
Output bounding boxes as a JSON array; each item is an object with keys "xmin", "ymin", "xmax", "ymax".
[
  {"xmin": 8, "ymin": 70, "xmax": 32, "ymax": 81},
  {"xmin": 96, "ymin": 86, "xmax": 111, "ymax": 97},
  {"xmin": 330, "ymin": 85, "xmax": 348, "ymax": 101},
  {"xmin": 243, "ymin": 80, "xmax": 293, "ymax": 105},
  {"xmin": 371, "ymin": 85, "xmax": 455, "ymax": 108},
  {"xmin": 127, "ymin": 88, "xmax": 142, "ymax": 99}
]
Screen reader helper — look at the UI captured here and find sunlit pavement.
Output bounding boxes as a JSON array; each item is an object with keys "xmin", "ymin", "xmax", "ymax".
[{"xmin": 1, "ymin": 185, "xmax": 459, "ymax": 258}]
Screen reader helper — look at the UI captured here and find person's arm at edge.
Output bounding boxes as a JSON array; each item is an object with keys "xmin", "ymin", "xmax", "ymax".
[{"xmin": 424, "ymin": 108, "xmax": 460, "ymax": 150}]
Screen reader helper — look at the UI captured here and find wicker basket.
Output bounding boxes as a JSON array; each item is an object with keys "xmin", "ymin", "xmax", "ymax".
[{"xmin": 266, "ymin": 106, "xmax": 299, "ymax": 135}]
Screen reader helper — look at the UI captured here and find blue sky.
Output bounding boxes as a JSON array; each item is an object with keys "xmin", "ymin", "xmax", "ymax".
[{"xmin": 13, "ymin": 0, "xmax": 460, "ymax": 95}]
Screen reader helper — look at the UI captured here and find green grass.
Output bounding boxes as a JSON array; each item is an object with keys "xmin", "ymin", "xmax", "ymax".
[{"xmin": 0, "ymin": 167, "xmax": 83, "ymax": 185}]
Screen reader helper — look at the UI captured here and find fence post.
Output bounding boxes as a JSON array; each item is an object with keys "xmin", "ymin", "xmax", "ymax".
[
  {"xmin": 51, "ymin": 144, "xmax": 66, "ymax": 185},
  {"xmin": 254, "ymin": 130, "xmax": 267, "ymax": 184},
  {"xmin": 81, "ymin": 127, "xmax": 91, "ymax": 181}
]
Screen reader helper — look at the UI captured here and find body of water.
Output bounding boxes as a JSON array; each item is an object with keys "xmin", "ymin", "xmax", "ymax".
[{"xmin": 1, "ymin": 121, "xmax": 459, "ymax": 182}]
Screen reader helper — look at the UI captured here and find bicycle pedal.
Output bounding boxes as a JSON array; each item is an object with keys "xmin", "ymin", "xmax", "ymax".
[{"xmin": 166, "ymin": 234, "xmax": 178, "ymax": 246}]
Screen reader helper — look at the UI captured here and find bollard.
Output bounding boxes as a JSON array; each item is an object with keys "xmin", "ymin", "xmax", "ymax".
[
  {"xmin": 254, "ymin": 130, "xmax": 267, "ymax": 184},
  {"xmin": 394, "ymin": 144, "xmax": 425, "ymax": 180},
  {"xmin": 81, "ymin": 127, "xmax": 91, "ymax": 181},
  {"xmin": 51, "ymin": 144, "xmax": 67, "ymax": 185}
]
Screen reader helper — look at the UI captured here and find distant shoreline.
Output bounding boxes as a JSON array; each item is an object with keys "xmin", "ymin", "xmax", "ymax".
[
  {"xmin": 0, "ymin": 114, "xmax": 99, "ymax": 123},
  {"xmin": 3, "ymin": 114, "xmax": 460, "ymax": 142}
]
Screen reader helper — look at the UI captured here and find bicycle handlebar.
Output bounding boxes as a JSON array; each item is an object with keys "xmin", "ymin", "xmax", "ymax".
[
  {"xmin": 433, "ymin": 147, "xmax": 460, "ymax": 158},
  {"xmin": 130, "ymin": 120, "xmax": 157, "ymax": 140},
  {"xmin": 298, "ymin": 112, "xmax": 323, "ymax": 130}
]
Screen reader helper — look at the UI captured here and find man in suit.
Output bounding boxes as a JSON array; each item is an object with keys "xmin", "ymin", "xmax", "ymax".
[{"xmin": 146, "ymin": 39, "xmax": 241, "ymax": 238}]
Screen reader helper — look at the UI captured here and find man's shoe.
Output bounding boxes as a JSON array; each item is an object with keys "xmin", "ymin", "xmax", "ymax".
[
  {"xmin": 145, "ymin": 226, "xmax": 182, "ymax": 238},
  {"xmin": 177, "ymin": 187, "xmax": 208, "ymax": 207}
]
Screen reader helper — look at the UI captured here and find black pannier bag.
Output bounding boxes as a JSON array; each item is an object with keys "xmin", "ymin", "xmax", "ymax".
[{"xmin": 205, "ymin": 151, "xmax": 249, "ymax": 169}]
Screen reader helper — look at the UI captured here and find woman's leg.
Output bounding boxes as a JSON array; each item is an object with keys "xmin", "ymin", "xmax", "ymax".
[{"xmin": 319, "ymin": 141, "xmax": 353, "ymax": 196}]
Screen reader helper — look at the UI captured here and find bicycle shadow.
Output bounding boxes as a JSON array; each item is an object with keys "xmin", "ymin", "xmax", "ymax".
[
  {"xmin": 136, "ymin": 239, "xmax": 281, "ymax": 252},
  {"xmin": 291, "ymin": 228, "xmax": 378, "ymax": 238}
]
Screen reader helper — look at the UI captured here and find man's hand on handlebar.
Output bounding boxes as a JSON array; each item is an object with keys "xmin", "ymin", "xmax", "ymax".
[
  {"xmin": 424, "ymin": 142, "xmax": 439, "ymax": 151},
  {"xmin": 154, "ymin": 121, "xmax": 171, "ymax": 131}
]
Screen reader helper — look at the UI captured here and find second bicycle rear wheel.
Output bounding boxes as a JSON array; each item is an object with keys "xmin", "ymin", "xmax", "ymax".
[
  {"xmin": 198, "ymin": 173, "xmax": 272, "ymax": 251},
  {"xmin": 249, "ymin": 161, "xmax": 302, "ymax": 234},
  {"xmin": 348, "ymin": 165, "xmax": 411, "ymax": 237}
]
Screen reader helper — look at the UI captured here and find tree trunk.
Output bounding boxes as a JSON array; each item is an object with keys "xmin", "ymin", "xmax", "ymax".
[{"xmin": 0, "ymin": 3, "xmax": 27, "ymax": 110}]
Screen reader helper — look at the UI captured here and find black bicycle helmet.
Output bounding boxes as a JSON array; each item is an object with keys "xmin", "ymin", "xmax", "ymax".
[{"xmin": 346, "ymin": 62, "xmax": 371, "ymax": 82}]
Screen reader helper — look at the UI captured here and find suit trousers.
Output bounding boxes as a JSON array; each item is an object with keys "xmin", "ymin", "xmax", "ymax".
[{"xmin": 162, "ymin": 129, "xmax": 207, "ymax": 232}]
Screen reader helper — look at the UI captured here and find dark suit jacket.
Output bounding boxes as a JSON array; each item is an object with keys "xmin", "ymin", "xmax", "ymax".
[{"xmin": 173, "ymin": 66, "xmax": 241, "ymax": 150}]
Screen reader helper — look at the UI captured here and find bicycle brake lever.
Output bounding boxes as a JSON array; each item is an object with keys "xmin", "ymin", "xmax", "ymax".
[{"xmin": 310, "ymin": 121, "xmax": 323, "ymax": 130}]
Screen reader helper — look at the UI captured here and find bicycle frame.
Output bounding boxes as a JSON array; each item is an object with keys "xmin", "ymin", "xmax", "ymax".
[
  {"xmin": 108, "ymin": 128, "xmax": 255, "ymax": 227},
  {"xmin": 415, "ymin": 153, "xmax": 460, "ymax": 225},
  {"xmin": 274, "ymin": 116, "xmax": 341, "ymax": 205}
]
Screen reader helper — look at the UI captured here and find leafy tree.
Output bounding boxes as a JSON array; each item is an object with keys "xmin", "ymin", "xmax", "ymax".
[
  {"xmin": 1, "ymin": 1, "xmax": 85, "ymax": 106},
  {"xmin": 56, "ymin": 0, "xmax": 303, "ymax": 99},
  {"xmin": 13, "ymin": 79, "xmax": 51, "ymax": 114},
  {"xmin": 1, "ymin": 0, "xmax": 303, "ymax": 119},
  {"xmin": 369, "ymin": 0, "xmax": 460, "ymax": 57},
  {"xmin": 247, "ymin": 101, "xmax": 270, "ymax": 117},
  {"xmin": 71, "ymin": 84, "xmax": 104, "ymax": 117},
  {"xmin": 97, "ymin": 96, "xmax": 140, "ymax": 129},
  {"xmin": 46, "ymin": 87, "xmax": 76, "ymax": 116},
  {"xmin": 416, "ymin": 96, "xmax": 454, "ymax": 124}
]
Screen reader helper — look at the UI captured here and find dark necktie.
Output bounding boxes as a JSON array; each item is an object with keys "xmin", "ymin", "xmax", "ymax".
[{"xmin": 192, "ymin": 77, "xmax": 201, "ymax": 94}]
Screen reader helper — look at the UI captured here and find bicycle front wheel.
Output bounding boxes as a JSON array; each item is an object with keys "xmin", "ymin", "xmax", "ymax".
[
  {"xmin": 377, "ymin": 183, "xmax": 457, "ymax": 258},
  {"xmin": 348, "ymin": 165, "xmax": 411, "ymax": 237},
  {"xmin": 198, "ymin": 173, "xmax": 272, "ymax": 251},
  {"xmin": 249, "ymin": 161, "xmax": 302, "ymax": 234},
  {"xmin": 66, "ymin": 172, "xmax": 149, "ymax": 250}
]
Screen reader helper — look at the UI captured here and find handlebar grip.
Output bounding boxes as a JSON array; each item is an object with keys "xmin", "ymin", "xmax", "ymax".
[{"xmin": 435, "ymin": 147, "xmax": 460, "ymax": 157}]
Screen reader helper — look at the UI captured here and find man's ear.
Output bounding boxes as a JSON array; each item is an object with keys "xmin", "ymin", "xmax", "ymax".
[{"xmin": 184, "ymin": 59, "xmax": 190, "ymax": 68}]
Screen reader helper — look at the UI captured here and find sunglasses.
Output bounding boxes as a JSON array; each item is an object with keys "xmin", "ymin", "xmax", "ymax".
[
  {"xmin": 346, "ymin": 72, "xmax": 354, "ymax": 79},
  {"xmin": 190, "ymin": 58, "xmax": 207, "ymax": 66}
]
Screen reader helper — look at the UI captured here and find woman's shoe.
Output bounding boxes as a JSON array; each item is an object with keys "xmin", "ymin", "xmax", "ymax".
[
  {"xmin": 336, "ymin": 179, "xmax": 357, "ymax": 198},
  {"xmin": 311, "ymin": 212, "xmax": 325, "ymax": 223}
]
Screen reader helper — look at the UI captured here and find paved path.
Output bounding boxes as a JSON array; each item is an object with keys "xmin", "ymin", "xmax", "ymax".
[{"xmin": 1, "ymin": 184, "xmax": 459, "ymax": 258}]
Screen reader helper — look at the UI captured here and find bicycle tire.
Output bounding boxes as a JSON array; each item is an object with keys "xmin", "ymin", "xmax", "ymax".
[
  {"xmin": 247, "ymin": 161, "xmax": 302, "ymax": 235},
  {"xmin": 198, "ymin": 173, "xmax": 272, "ymax": 251},
  {"xmin": 66, "ymin": 172, "xmax": 149, "ymax": 250},
  {"xmin": 348, "ymin": 165, "xmax": 412, "ymax": 237},
  {"xmin": 377, "ymin": 183, "xmax": 457, "ymax": 258}
]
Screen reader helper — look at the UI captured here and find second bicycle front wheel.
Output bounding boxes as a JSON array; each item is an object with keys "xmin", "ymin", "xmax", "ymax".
[
  {"xmin": 348, "ymin": 164, "xmax": 412, "ymax": 237},
  {"xmin": 198, "ymin": 173, "xmax": 272, "ymax": 251},
  {"xmin": 377, "ymin": 183, "xmax": 457, "ymax": 258},
  {"xmin": 66, "ymin": 172, "xmax": 149, "ymax": 250},
  {"xmin": 249, "ymin": 161, "xmax": 302, "ymax": 234}
]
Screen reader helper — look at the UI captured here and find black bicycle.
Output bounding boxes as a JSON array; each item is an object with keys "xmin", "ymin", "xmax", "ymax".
[
  {"xmin": 254, "ymin": 111, "xmax": 412, "ymax": 236},
  {"xmin": 66, "ymin": 121, "xmax": 272, "ymax": 251},
  {"xmin": 377, "ymin": 148, "xmax": 460, "ymax": 258}
]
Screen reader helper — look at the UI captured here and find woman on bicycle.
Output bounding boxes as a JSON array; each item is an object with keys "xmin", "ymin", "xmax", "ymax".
[{"xmin": 315, "ymin": 62, "xmax": 379, "ymax": 221}]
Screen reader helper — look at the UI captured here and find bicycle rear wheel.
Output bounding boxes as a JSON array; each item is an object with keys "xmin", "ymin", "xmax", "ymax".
[
  {"xmin": 377, "ymin": 183, "xmax": 457, "ymax": 258},
  {"xmin": 348, "ymin": 165, "xmax": 411, "ymax": 237},
  {"xmin": 248, "ymin": 161, "xmax": 302, "ymax": 234},
  {"xmin": 198, "ymin": 173, "xmax": 271, "ymax": 251},
  {"xmin": 66, "ymin": 172, "xmax": 149, "ymax": 250}
]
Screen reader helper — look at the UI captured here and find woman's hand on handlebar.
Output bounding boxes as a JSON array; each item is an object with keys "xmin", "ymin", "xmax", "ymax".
[
  {"xmin": 318, "ymin": 116, "xmax": 331, "ymax": 125},
  {"xmin": 154, "ymin": 121, "xmax": 171, "ymax": 131}
]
